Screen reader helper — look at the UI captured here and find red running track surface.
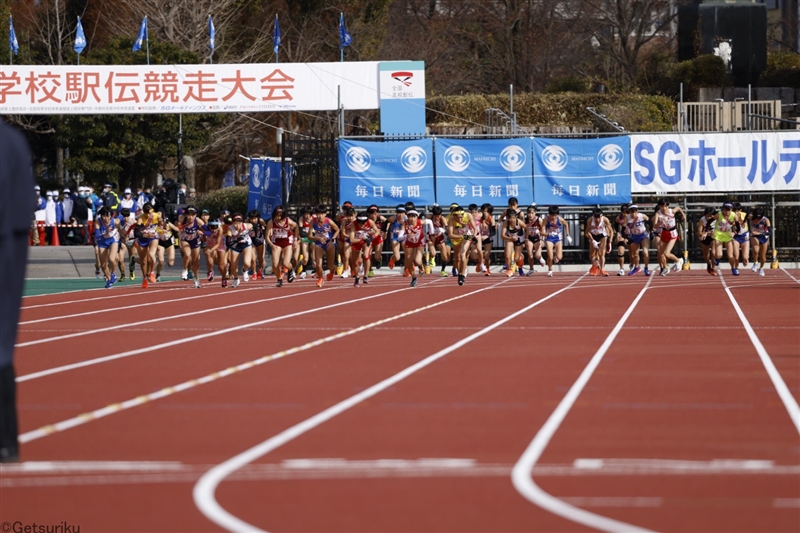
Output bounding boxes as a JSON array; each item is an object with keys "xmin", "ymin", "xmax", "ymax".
[{"xmin": 3, "ymin": 270, "xmax": 799, "ymax": 532}]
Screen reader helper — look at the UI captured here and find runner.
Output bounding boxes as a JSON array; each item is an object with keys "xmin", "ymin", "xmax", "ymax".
[
  {"xmin": 179, "ymin": 206, "xmax": 203, "ymax": 288},
  {"xmin": 135, "ymin": 203, "xmax": 160, "ymax": 288},
  {"xmin": 479, "ymin": 204, "xmax": 495, "ymax": 276},
  {"xmin": 543, "ymin": 205, "xmax": 572, "ymax": 277},
  {"xmin": 154, "ymin": 216, "xmax": 179, "ymax": 282},
  {"xmin": 265, "ymin": 205, "xmax": 298, "ymax": 287},
  {"xmin": 501, "ymin": 208, "xmax": 526, "ymax": 277},
  {"xmin": 429, "ymin": 205, "xmax": 451, "ymax": 277},
  {"xmin": 336, "ymin": 205, "xmax": 355, "ymax": 278},
  {"xmin": 368, "ymin": 205, "xmax": 387, "ymax": 274},
  {"xmin": 697, "ymin": 207, "xmax": 717, "ymax": 275},
  {"xmin": 732, "ymin": 202, "xmax": 750, "ymax": 270},
  {"xmin": 199, "ymin": 209, "xmax": 215, "ymax": 281},
  {"xmin": 711, "ymin": 202, "xmax": 739, "ymax": 275},
  {"xmin": 404, "ymin": 209, "xmax": 426, "ymax": 287},
  {"xmin": 387, "ymin": 205, "xmax": 407, "ymax": 272},
  {"xmin": 248, "ymin": 209, "xmax": 268, "ymax": 280},
  {"xmin": 309, "ymin": 205, "xmax": 340, "ymax": 288},
  {"xmin": 584, "ymin": 207, "xmax": 613, "ymax": 276},
  {"xmin": 446, "ymin": 205, "xmax": 478, "ymax": 286},
  {"xmin": 226, "ymin": 214, "xmax": 253, "ymax": 287},
  {"xmin": 94, "ymin": 208, "xmax": 119, "ymax": 289},
  {"xmin": 524, "ymin": 204, "xmax": 545, "ymax": 276},
  {"xmin": 748, "ymin": 207, "xmax": 771, "ymax": 277},
  {"xmin": 614, "ymin": 204, "xmax": 630, "ymax": 276},
  {"xmin": 348, "ymin": 211, "xmax": 379, "ymax": 287},
  {"xmin": 625, "ymin": 205, "xmax": 650, "ymax": 277},
  {"xmin": 115, "ymin": 207, "xmax": 136, "ymax": 282},
  {"xmin": 652, "ymin": 199, "xmax": 685, "ymax": 276},
  {"xmin": 296, "ymin": 207, "xmax": 314, "ymax": 279}
]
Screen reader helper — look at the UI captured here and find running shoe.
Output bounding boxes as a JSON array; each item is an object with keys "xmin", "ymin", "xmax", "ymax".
[
  {"xmin": 188, "ymin": 271, "xmax": 194, "ymax": 280},
  {"xmin": 362, "ymin": 277, "xmax": 369, "ymax": 285},
  {"xmin": 357, "ymin": 265, "xmax": 364, "ymax": 277},
  {"xmin": 367, "ymin": 269, "xmax": 374, "ymax": 278},
  {"xmin": 300, "ymin": 271, "xmax": 307, "ymax": 279},
  {"xmin": 327, "ymin": 271, "xmax": 334, "ymax": 282},
  {"xmin": 751, "ymin": 263, "xmax": 758, "ymax": 273},
  {"xmin": 110, "ymin": 273, "xmax": 117, "ymax": 284},
  {"xmin": 354, "ymin": 277, "xmax": 360, "ymax": 287},
  {"xmin": 518, "ymin": 267, "xmax": 525, "ymax": 276},
  {"xmin": 403, "ymin": 268, "xmax": 411, "ymax": 277},
  {"xmin": 600, "ymin": 270, "xmax": 609, "ymax": 277},
  {"xmin": 457, "ymin": 274, "xmax": 465, "ymax": 286},
  {"xmin": 207, "ymin": 271, "xmax": 213, "ymax": 282},
  {"xmin": 149, "ymin": 272, "xmax": 156, "ymax": 283},
  {"xmin": 452, "ymin": 267, "xmax": 458, "ymax": 277},
  {"xmin": 759, "ymin": 268, "xmax": 765, "ymax": 277},
  {"xmin": 95, "ymin": 268, "xmax": 102, "ymax": 279},
  {"xmin": 674, "ymin": 258, "xmax": 684, "ymax": 272},
  {"xmin": 714, "ymin": 258, "xmax": 719, "ymax": 266},
  {"xmin": 589, "ymin": 265, "xmax": 599, "ymax": 276},
  {"xmin": 105, "ymin": 278, "xmax": 113, "ymax": 289},
  {"xmin": 276, "ymin": 279, "xmax": 283, "ymax": 287},
  {"xmin": 732, "ymin": 267, "xmax": 740, "ymax": 276},
  {"xmin": 243, "ymin": 271, "xmax": 250, "ymax": 282},
  {"xmin": 441, "ymin": 269, "xmax": 449, "ymax": 277},
  {"xmin": 388, "ymin": 256, "xmax": 395, "ymax": 269},
  {"xmin": 617, "ymin": 269, "xmax": 625, "ymax": 276},
  {"xmin": 117, "ymin": 273, "xmax": 126, "ymax": 283},
  {"xmin": 485, "ymin": 270, "xmax": 491, "ymax": 276},
  {"xmin": 340, "ymin": 269, "xmax": 350, "ymax": 279},
  {"xmin": 410, "ymin": 277, "xmax": 418, "ymax": 287},
  {"xmin": 428, "ymin": 257, "xmax": 436, "ymax": 269},
  {"xmin": 526, "ymin": 270, "xmax": 535, "ymax": 277},
  {"xmin": 707, "ymin": 264, "xmax": 714, "ymax": 275},
  {"xmin": 506, "ymin": 268, "xmax": 514, "ymax": 278},
  {"xmin": 181, "ymin": 269, "xmax": 188, "ymax": 280},
  {"xmin": 547, "ymin": 271, "xmax": 553, "ymax": 277},
  {"xmin": 142, "ymin": 278, "xmax": 148, "ymax": 289},
  {"xmin": 316, "ymin": 278, "xmax": 323, "ymax": 288},
  {"xmin": 232, "ymin": 278, "xmax": 240, "ymax": 288},
  {"xmin": 660, "ymin": 268, "xmax": 667, "ymax": 277},
  {"xmin": 475, "ymin": 264, "xmax": 482, "ymax": 273},
  {"xmin": 194, "ymin": 279, "xmax": 201, "ymax": 288},
  {"xmin": 130, "ymin": 271, "xmax": 135, "ymax": 281},
  {"xmin": 288, "ymin": 270, "xmax": 295, "ymax": 283},
  {"xmin": 156, "ymin": 275, "xmax": 162, "ymax": 283},
  {"xmin": 643, "ymin": 267, "xmax": 650, "ymax": 277},
  {"xmin": 628, "ymin": 266, "xmax": 640, "ymax": 276},
  {"xmin": 222, "ymin": 278, "xmax": 228, "ymax": 288},
  {"xmin": 256, "ymin": 271, "xmax": 262, "ymax": 280}
]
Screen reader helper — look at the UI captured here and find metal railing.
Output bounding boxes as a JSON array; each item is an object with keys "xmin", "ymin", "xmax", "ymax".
[{"xmin": 679, "ymin": 100, "xmax": 782, "ymax": 132}]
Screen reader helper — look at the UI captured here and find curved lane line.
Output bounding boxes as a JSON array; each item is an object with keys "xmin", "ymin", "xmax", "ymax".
[{"xmin": 511, "ymin": 276, "xmax": 656, "ymax": 533}]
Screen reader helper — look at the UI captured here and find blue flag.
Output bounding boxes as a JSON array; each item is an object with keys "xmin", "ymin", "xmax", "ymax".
[
  {"xmin": 273, "ymin": 15, "xmax": 281, "ymax": 57},
  {"xmin": 208, "ymin": 15, "xmax": 215, "ymax": 51},
  {"xmin": 74, "ymin": 16, "xmax": 86, "ymax": 54},
  {"xmin": 133, "ymin": 16, "xmax": 147, "ymax": 52},
  {"xmin": 9, "ymin": 16, "xmax": 19, "ymax": 55},
  {"xmin": 339, "ymin": 13, "xmax": 352, "ymax": 49}
]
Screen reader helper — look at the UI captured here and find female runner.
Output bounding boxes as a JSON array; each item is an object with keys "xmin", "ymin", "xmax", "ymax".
[
  {"xmin": 94, "ymin": 208, "xmax": 119, "ymax": 288},
  {"xmin": 387, "ymin": 205, "xmax": 407, "ymax": 270},
  {"xmin": 748, "ymin": 208, "xmax": 771, "ymax": 276},
  {"xmin": 310, "ymin": 204, "xmax": 340, "ymax": 287},
  {"xmin": 336, "ymin": 207, "xmax": 355, "ymax": 278},
  {"xmin": 584, "ymin": 207, "xmax": 613, "ymax": 276},
  {"xmin": 368, "ymin": 205, "xmax": 387, "ymax": 271},
  {"xmin": 543, "ymin": 206, "xmax": 572, "ymax": 277},
  {"xmin": 348, "ymin": 211, "xmax": 379, "ymax": 287},
  {"xmin": 446, "ymin": 205, "xmax": 478, "ymax": 286},
  {"xmin": 226, "ymin": 214, "xmax": 253, "ymax": 287},
  {"xmin": 155, "ymin": 216, "xmax": 179, "ymax": 282},
  {"xmin": 711, "ymin": 202, "xmax": 740, "ymax": 275},
  {"xmin": 246, "ymin": 210, "xmax": 267, "ymax": 280},
  {"xmin": 501, "ymin": 209, "xmax": 526, "ymax": 277},
  {"xmin": 199, "ymin": 209, "xmax": 216, "ymax": 281},
  {"xmin": 404, "ymin": 209, "xmax": 426, "ymax": 287},
  {"xmin": 652, "ymin": 199, "xmax": 685, "ymax": 276},
  {"xmin": 732, "ymin": 202, "xmax": 750, "ymax": 269},
  {"xmin": 614, "ymin": 204, "xmax": 630, "ymax": 276},
  {"xmin": 135, "ymin": 203, "xmax": 160, "ymax": 288},
  {"xmin": 525, "ymin": 205, "xmax": 545, "ymax": 276},
  {"xmin": 296, "ymin": 207, "xmax": 314, "ymax": 278},
  {"xmin": 266, "ymin": 205, "xmax": 298, "ymax": 287},
  {"xmin": 625, "ymin": 205, "xmax": 649, "ymax": 276},
  {"xmin": 179, "ymin": 206, "xmax": 203, "ymax": 288},
  {"xmin": 697, "ymin": 207, "xmax": 717, "ymax": 275},
  {"xmin": 429, "ymin": 205, "xmax": 450, "ymax": 276}
]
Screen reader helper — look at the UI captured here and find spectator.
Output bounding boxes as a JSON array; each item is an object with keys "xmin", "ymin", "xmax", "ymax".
[
  {"xmin": 44, "ymin": 191, "xmax": 56, "ymax": 244},
  {"xmin": 32, "ymin": 185, "xmax": 46, "ymax": 246},
  {"xmin": 59, "ymin": 188, "xmax": 73, "ymax": 244},
  {"xmin": 88, "ymin": 186, "xmax": 102, "ymax": 217},
  {"xmin": 120, "ymin": 188, "xmax": 136, "ymax": 212},
  {"xmin": 177, "ymin": 183, "xmax": 188, "ymax": 204},
  {"xmin": 101, "ymin": 183, "xmax": 120, "ymax": 213},
  {"xmin": 63, "ymin": 216, "xmax": 84, "ymax": 245},
  {"xmin": 188, "ymin": 187, "xmax": 197, "ymax": 203},
  {"xmin": 72, "ymin": 187, "xmax": 91, "ymax": 244}
]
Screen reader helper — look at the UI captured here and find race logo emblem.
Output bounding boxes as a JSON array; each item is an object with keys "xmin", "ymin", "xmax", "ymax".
[
  {"xmin": 443, "ymin": 145, "xmax": 470, "ymax": 172},
  {"xmin": 251, "ymin": 163, "xmax": 261, "ymax": 189},
  {"xmin": 597, "ymin": 143, "xmax": 624, "ymax": 171},
  {"xmin": 392, "ymin": 71, "xmax": 413, "ymax": 87},
  {"xmin": 345, "ymin": 146, "xmax": 372, "ymax": 173},
  {"xmin": 401, "ymin": 146, "xmax": 427, "ymax": 173},
  {"xmin": 541, "ymin": 145, "xmax": 568, "ymax": 172},
  {"xmin": 500, "ymin": 145, "xmax": 526, "ymax": 172}
]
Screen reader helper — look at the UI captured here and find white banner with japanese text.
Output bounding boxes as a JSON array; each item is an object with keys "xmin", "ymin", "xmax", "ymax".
[
  {"xmin": 631, "ymin": 132, "xmax": 800, "ymax": 193},
  {"xmin": 0, "ymin": 62, "xmax": 379, "ymax": 114}
]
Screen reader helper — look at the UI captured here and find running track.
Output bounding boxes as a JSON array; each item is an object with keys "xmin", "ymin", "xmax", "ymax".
[{"xmin": 3, "ymin": 269, "xmax": 799, "ymax": 532}]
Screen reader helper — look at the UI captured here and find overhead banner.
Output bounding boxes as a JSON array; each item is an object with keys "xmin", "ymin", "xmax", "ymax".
[
  {"xmin": 435, "ymin": 138, "xmax": 533, "ymax": 206},
  {"xmin": 631, "ymin": 132, "xmax": 800, "ymax": 193},
  {"xmin": 248, "ymin": 159, "xmax": 283, "ymax": 220},
  {"xmin": 0, "ymin": 62, "xmax": 378, "ymax": 114},
  {"xmin": 339, "ymin": 139, "xmax": 435, "ymax": 206},
  {"xmin": 533, "ymin": 136, "xmax": 631, "ymax": 206}
]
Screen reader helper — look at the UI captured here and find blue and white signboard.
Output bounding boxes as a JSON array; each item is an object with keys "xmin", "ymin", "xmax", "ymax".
[
  {"xmin": 435, "ymin": 138, "xmax": 533, "ymax": 206},
  {"xmin": 631, "ymin": 132, "xmax": 800, "ymax": 193},
  {"xmin": 248, "ymin": 158, "xmax": 283, "ymax": 219},
  {"xmin": 533, "ymin": 136, "xmax": 631, "ymax": 206},
  {"xmin": 339, "ymin": 139, "xmax": 435, "ymax": 206}
]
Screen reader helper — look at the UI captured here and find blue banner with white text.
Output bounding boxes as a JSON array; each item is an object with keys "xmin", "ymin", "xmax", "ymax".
[
  {"xmin": 435, "ymin": 138, "xmax": 533, "ymax": 206},
  {"xmin": 248, "ymin": 159, "xmax": 283, "ymax": 219},
  {"xmin": 533, "ymin": 136, "xmax": 631, "ymax": 206},
  {"xmin": 339, "ymin": 139, "xmax": 435, "ymax": 206}
]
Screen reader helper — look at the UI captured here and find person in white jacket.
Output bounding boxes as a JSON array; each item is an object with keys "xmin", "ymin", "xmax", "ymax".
[{"xmin": 44, "ymin": 191, "xmax": 57, "ymax": 245}]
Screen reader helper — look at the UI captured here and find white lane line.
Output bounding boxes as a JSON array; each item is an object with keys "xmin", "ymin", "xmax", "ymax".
[
  {"xmin": 559, "ymin": 497, "xmax": 663, "ymax": 508},
  {"xmin": 22, "ymin": 287, "xmax": 183, "ymax": 309},
  {"xmin": 773, "ymin": 498, "xmax": 800, "ymax": 508},
  {"xmin": 17, "ymin": 276, "xmax": 508, "ymax": 442},
  {"xmin": 0, "ymin": 460, "xmax": 187, "ymax": 473},
  {"xmin": 720, "ymin": 275, "xmax": 800, "ymax": 435},
  {"xmin": 20, "ymin": 286, "xmax": 266, "ymax": 324},
  {"xmin": 192, "ymin": 275, "xmax": 586, "ymax": 533},
  {"xmin": 511, "ymin": 276, "xmax": 655, "ymax": 533},
  {"xmin": 16, "ymin": 282, "xmax": 424, "ymax": 383},
  {"xmin": 780, "ymin": 268, "xmax": 800, "ymax": 284},
  {"xmin": 15, "ymin": 285, "xmax": 324, "ymax": 349}
]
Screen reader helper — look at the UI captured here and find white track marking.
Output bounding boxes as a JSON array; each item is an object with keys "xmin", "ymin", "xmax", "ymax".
[
  {"xmin": 559, "ymin": 497, "xmax": 663, "ymax": 508},
  {"xmin": 1, "ymin": 460, "xmax": 187, "ymax": 473},
  {"xmin": 20, "ymin": 287, "xmax": 266, "ymax": 324},
  {"xmin": 780, "ymin": 268, "xmax": 800, "ymax": 284},
  {"xmin": 17, "ymin": 277, "xmax": 514, "ymax": 441},
  {"xmin": 21, "ymin": 287, "xmax": 183, "ymax": 309},
  {"xmin": 192, "ymin": 275, "xmax": 585, "ymax": 533},
  {"xmin": 16, "ymin": 282, "xmax": 431, "ymax": 382},
  {"xmin": 512, "ymin": 276, "xmax": 655, "ymax": 533},
  {"xmin": 15, "ymin": 285, "xmax": 326, "ymax": 349},
  {"xmin": 720, "ymin": 275, "xmax": 800, "ymax": 434}
]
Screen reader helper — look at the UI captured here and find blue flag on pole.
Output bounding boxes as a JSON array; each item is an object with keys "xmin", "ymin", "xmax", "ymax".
[
  {"xmin": 339, "ymin": 13, "xmax": 352, "ymax": 49},
  {"xmin": 9, "ymin": 16, "xmax": 19, "ymax": 55},
  {"xmin": 208, "ymin": 15, "xmax": 215, "ymax": 51},
  {"xmin": 133, "ymin": 16, "xmax": 147, "ymax": 52},
  {"xmin": 74, "ymin": 17, "xmax": 86, "ymax": 54},
  {"xmin": 273, "ymin": 15, "xmax": 281, "ymax": 58}
]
